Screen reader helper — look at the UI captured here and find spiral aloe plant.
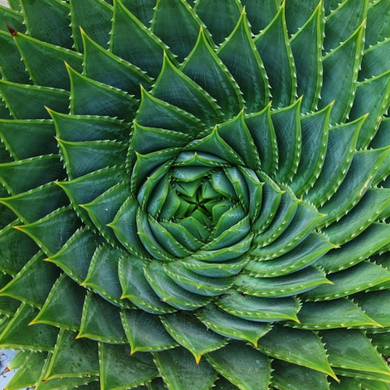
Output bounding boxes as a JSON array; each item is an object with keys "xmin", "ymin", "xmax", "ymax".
[{"xmin": 1, "ymin": 0, "xmax": 390, "ymax": 389}]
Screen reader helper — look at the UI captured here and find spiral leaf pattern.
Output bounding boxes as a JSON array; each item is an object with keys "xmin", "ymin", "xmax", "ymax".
[{"xmin": 0, "ymin": 1, "xmax": 390, "ymax": 390}]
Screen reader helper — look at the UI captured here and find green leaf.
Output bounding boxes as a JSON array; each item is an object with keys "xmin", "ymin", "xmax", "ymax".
[
  {"xmin": 58, "ymin": 139, "xmax": 127, "ymax": 180},
  {"xmin": 360, "ymin": 37, "xmax": 390, "ymax": 81},
  {"xmin": 217, "ymin": 290, "xmax": 300, "ymax": 322},
  {"xmin": 290, "ymin": 2, "xmax": 323, "ymax": 113},
  {"xmin": 291, "ymin": 105, "xmax": 331, "ymax": 195},
  {"xmin": 82, "ymin": 184, "xmax": 129, "ymax": 245},
  {"xmin": 245, "ymin": 107, "xmax": 277, "ymax": 175},
  {"xmin": 121, "ymin": 0, "xmax": 155, "ymax": 26},
  {"xmin": 196, "ymin": 304, "xmax": 271, "ymax": 347},
  {"xmin": 272, "ymin": 360, "xmax": 331, "ymax": 390},
  {"xmin": 186, "ymin": 129, "xmax": 243, "ymax": 166},
  {"xmin": 251, "ymin": 202, "xmax": 325, "ymax": 260},
  {"xmin": 0, "ymin": 221, "xmax": 38, "ymax": 276},
  {"xmin": 190, "ymin": 234, "xmax": 253, "ymax": 263},
  {"xmin": 82, "ymin": 29, "xmax": 152, "ymax": 97},
  {"xmin": 159, "ymin": 220, "xmax": 203, "ymax": 252},
  {"xmin": 271, "ymin": 99, "xmax": 301, "ymax": 183},
  {"xmin": 217, "ymin": 10, "xmax": 270, "ymax": 113},
  {"xmin": 45, "ymin": 329, "xmax": 99, "ymax": 379},
  {"xmin": 7, "ymin": 351, "xmax": 33, "ymax": 372},
  {"xmin": 255, "ymin": 3, "xmax": 297, "ymax": 108},
  {"xmin": 57, "ymin": 167, "xmax": 128, "ymax": 223},
  {"xmin": 251, "ymin": 174, "xmax": 283, "ymax": 233},
  {"xmin": 136, "ymin": 209, "xmax": 177, "ymax": 261},
  {"xmin": 14, "ymin": 32, "xmax": 83, "ymax": 90},
  {"xmin": 47, "ymin": 227, "xmax": 101, "ymax": 283},
  {"xmin": 121, "ymin": 309, "xmax": 177, "ymax": 353},
  {"xmin": 365, "ymin": 0, "xmax": 390, "ymax": 47},
  {"xmin": 0, "ymin": 183, "xmax": 68, "ymax": 223},
  {"xmin": 306, "ymin": 116, "xmax": 364, "ymax": 206},
  {"xmin": 7, "ymin": 0, "xmax": 21, "ymax": 11},
  {"xmin": 151, "ymin": 0, "xmax": 208, "ymax": 62},
  {"xmin": 333, "ymin": 367, "xmax": 390, "ymax": 385},
  {"xmin": 110, "ymin": 0, "xmax": 169, "ymax": 78},
  {"xmin": 321, "ymin": 329, "xmax": 390, "ymax": 376},
  {"xmin": 324, "ymin": 0, "xmax": 368, "ymax": 52},
  {"xmin": 20, "ymin": 0, "xmax": 72, "ymax": 48},
  {"xmin": 32, "ymin": 274, "xmax": 86, "ymax": 330},
  {"xmin": 50, "ymin": 110, "xmax": 129, "ymax": 143},
  {"xmin": 148, "ymin": 377, "xmax": 166, "ymax": 390},
  {"xmin": 252, "ymin": 191, "xmax": 299, "ymax": 248},
  {"xmin": 147, "ymin": 216, "xmax": 191, "ymax": 258},
  {"xmin": 329, "ymin": 377, "xmax": 362, "ymax": 390},
  {"xmin": 369, "ymin": 333, "xmax": 390, "ymax": 356},
  {"xmin": 206, "ymin": 212, "xmax": 250, "ymax": 251},
  {"xmin": 82, "ymin": 245, "xmax": 126, "ymax": 305},
  {"xmin": 0, "ymin": 303, "xmax": 58, "ymax": 351},
  {"xmin": 240, "ymin": 167, "xmax": 264, "ymax": 221},
  {"xmin": 0, "ymin": 119, "xmax": 56, "ymax": 160},
  {"xmin": 154, "ymin": 348, "xmax": 217, "ymax": 390},
  {"xmin": 240, "ymin": 0, "xmax": 279, "ymax": 33},
  {"xmin": 68, "ymin": 65, "xmax": 138, "ymax": 121},
  {"xmin": 130, "ymin": 122, "xmax": 191, "ymax": 163},
  {"xmin": 303, "ymin": 261, "xmax": 390, "ymax": 301},
  {"xmin": 78, "ymin": 292, "xmax": 126, "ymax": 343},
  {"xmin": 181, "ymin": 256, "xmax": 248, "ymax": 278},
  {"xmin": 37, "ymin": 376, "xmax": 98, "ymax": 390},
  {"xmin": 0, "ymin": 5, "xmax": 24, "ymax": 33},
  {"xmin": 144, "ymin": 261, "xmax": 212, "ymax": 310},
  {"xmin": 0, "ymin": 155, "xmax": 65, "ymax": 195},
  {"xmin": 317, "ymin": 223, "xmax": 390, "ymax": 273},
  {"xmin": 245, "ymin": 233, "xmax": 335, "ymax": 277},
  {"xmin": 194, "ymin": 0, "xmax": 242, "ymax": 45},
  {"xmin": 181, "ymin": 28, "xmax": 243, "ymax": 119},
  {"xmin": 161, "ymin": 313, "xmax": 226, "ymax": 363},
  {"xmin": 164, "ymin": 262, "xmax": 233, "ymax": 297},
  {"xmin": 320, "ymin": 22, "xmax": 365, "ymax": 125},
  {"xmin": 152, "ymin": 55, "xmax": 223, "ymax": 126},
  {"xmin": 0, "ymin": 252, "xmax": 60, "ymax": 307},
  {"xmin": 234, "ymin": 267, "xmax": 331, "ymax": 298},
  {"xmin": 212, "ymin": 377, "xmax": 242, "ymax": 390},
  {"xmin": 353, "ymin": 290, "xmax": 390, "ymax": 328},
  {"xmin": 0, "ymin": 80, "xmax": 70, "ymax": 119},
  {"xmin": 292, "ymin": 299, "xmax": 380, "ymax": 330},
  {"xmin": 361, "ymin": 378, "xmax": 390, "ymax": 390},
  {"xmin": 118, "ymin": 256, "xmax": 176, "ymax": 314},
  {"xmin": 110, "ymin": 197, "xmax": 151, "ymax": 258},
  {"xmin": 0, "ymin": 273, "xmax": 20, "ymax": 316},
  {"xmin": 206, "ymin": 341, "xmax": 271, "ymax": 390},
  {"xmin": 217, "ymin": 113, "xmax": 260, "ymax": 170},
  {"xmin": 285, "ymin": 0, "xmax": 321, "ymax": 35},
  {"xmin": 17, "ymin": 207, "xmax": 81, "ymax": 256},
  {"xmin": 257, "ymin": 324, "xmax": 336, "ymax": 379},
  {"xmin": 350, "ymin": 69, "xmax": 390, "ymax": 149},
  {"xmin": 5, "ymin": 351, "xmax": 47, "ymax": 390},
  {"xmin": 99, "ymin": 344, "xmax": 157, "ymax": 390},
  {"xmin": 136, "ymin": 87, "xmax": 203, "ymax": 134},
  {"xmin": 319, "ymin": 148, "xmax": 390, "ymax": 226},
  {"xmin": 0, "ymin": 30, "xmax": 29, "ymax": 84},
  {"xmin": 69, "ymin": 0, "xmax": 112, "ymax": 51},
  {"xmin": 323, "ymin": 189, "xmax": 390, "ymax": 245}
]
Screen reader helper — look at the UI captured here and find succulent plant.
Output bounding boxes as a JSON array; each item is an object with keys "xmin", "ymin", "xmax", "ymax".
[{"xmin": 1, "ymin": 0, "xmax": 390, "ymax": 389}]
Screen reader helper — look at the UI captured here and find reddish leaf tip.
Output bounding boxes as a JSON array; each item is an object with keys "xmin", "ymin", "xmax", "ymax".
[{"xmin": 4, "ymin": 22, "xmax": 18, "ymax": 37}]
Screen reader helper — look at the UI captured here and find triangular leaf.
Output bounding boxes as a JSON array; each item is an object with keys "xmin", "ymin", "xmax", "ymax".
[
  {"xmin": 254, "ymin": 4, "xmax": 297, "ymax": 108},
  {"xmin": 218, "ymin": 10, "xmax": 270, "ymax": 113}
]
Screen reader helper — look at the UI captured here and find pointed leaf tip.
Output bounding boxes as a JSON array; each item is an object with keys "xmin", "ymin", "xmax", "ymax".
[{"xmin": 5, "ymin": 22, "xmax": 18, "ymax": 37}]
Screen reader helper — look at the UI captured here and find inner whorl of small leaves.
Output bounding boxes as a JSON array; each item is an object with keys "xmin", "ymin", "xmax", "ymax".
[{"xmin": 1, "ymin": 1, "xmax": 390, "ymax": 390}]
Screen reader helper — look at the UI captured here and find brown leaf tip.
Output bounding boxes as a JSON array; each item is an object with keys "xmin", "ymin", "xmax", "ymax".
[{"xmin": 4, "ymin": 22, "xmax": 18, "ymax": 37}]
